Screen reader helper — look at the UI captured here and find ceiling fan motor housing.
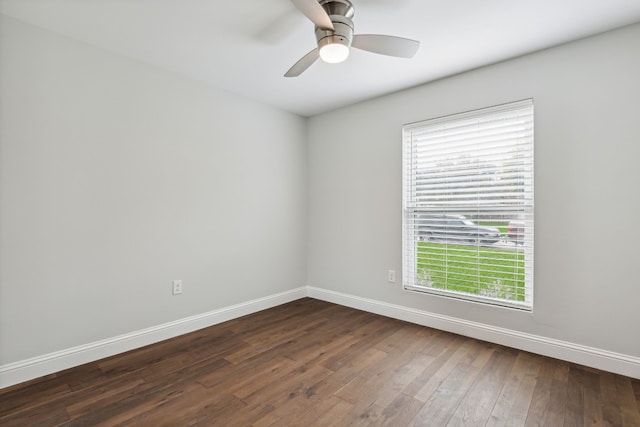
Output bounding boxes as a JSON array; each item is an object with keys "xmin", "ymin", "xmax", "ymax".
[{"xmin": 315, "ymin": 0, "xmax": 355, "ymax": 50}]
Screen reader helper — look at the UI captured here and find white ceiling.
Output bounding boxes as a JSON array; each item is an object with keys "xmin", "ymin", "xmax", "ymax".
[{"xmin": 2, "ymin": 0, "xmax": 640, "ymax": 117}]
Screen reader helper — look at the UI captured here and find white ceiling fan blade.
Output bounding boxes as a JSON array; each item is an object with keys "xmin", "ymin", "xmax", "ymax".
[
  {"xmin": 351, "ymin": 34, "xmax": 420, "ymax": 58},
  {"xmin": 290, "ymin": 0, "xmax": 334, "ymax": 30},
  {"xmin": 284, "ymin": 48, "xmax": 320, "ymax": 77}
]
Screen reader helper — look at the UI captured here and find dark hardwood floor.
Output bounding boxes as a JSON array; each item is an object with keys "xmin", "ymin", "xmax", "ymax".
[{"xmin": 1, "ymin": 298, "xmax": 639, "ymax": 426}]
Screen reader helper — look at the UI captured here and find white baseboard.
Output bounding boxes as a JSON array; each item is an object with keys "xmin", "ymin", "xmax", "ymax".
[
  {"xmin": 3, "ymin": 285, "xmax": 638, "ymax": 389},
  {"xmin": 307, "ymin": 287, "xmax": 640, "ymax": 379},
  {"xmin": 0, "ymin": 287, "xmax": 307, "ymax": 389}
]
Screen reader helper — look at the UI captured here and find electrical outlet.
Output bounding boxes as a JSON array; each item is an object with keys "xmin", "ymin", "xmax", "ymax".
[
  {"xmin": 387, "ymin": 270, "xmax": 396, "ymax": 283},
  {"xmin": 172, "ymin": 280, "xmax": 183, "ymax": 295}
]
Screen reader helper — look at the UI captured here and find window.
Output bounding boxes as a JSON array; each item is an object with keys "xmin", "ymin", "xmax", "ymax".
[{"xmin": 402, "ymin": 100, "xmax": 534, "ymax": 310}]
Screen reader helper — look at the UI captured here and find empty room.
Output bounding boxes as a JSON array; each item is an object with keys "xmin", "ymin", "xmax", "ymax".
[{"xmin": 1, "ymin": 0, "xmax": 640, "ymax": 425}]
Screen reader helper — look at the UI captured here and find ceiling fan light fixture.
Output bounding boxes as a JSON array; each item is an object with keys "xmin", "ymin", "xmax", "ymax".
[
  {"xmin": 319, "ymin": 42, "xmax": 350, "ymax": 63},
  {"xmin": 285, "ymin": 0, "xmax": 420, "ymax": 77}
]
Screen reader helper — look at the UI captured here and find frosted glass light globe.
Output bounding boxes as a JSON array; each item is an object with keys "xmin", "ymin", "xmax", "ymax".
[{"xmin": 319, "ymin": 43, "xmax": 350, "ymax": 63}]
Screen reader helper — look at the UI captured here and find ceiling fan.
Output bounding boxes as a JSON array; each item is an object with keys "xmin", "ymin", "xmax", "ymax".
[{"xmin": 285, "ymin": 0, "xmax": 420, "ymax": 77}]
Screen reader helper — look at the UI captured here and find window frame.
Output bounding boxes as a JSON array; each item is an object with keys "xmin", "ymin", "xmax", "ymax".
[{"xmin": 402, "ymin": 99, "xmax": 534, "ymax": 311}]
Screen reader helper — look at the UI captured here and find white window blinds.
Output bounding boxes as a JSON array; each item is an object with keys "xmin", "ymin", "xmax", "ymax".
[{"xmin": 402, "ymin": 100, "xmax": 534, "ymax": 310}]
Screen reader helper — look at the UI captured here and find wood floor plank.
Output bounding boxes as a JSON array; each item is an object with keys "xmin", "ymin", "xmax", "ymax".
[
  {"xmin": 410, "ymin": 336, "xmax": 480, "ymax": 403},
  {"xmin": 523, "ymin": 357, "xmax": 557, "ymax": 427},
  {"xmin": 299, "ymin": 347, "xmax": 389, "ymax": 403},
  {"xmin": 0, "ymin": 378, "xmax": 70, "ymax": 418},
  {"xmin": 309, "ymin": 398, "xmax": 354, "ymax": 427},
  {"xmin": 408, "ymin": 340, "xmax": 496, "ymax": 426},
  {"xmin": 366, "ymin": 326, "xmax": 443, "ymax": 408},
  {"xmin": 1, "ymin": 298, "xmax": 638, "ymax": 426},
  {"xmin": 284, "ymin": 395, "xmax": 349, "ymax": 427},
  {"xmin": 70, "ymin": 382, "xmax": 190, "ymax": 427},
  {"xmin": 116, "ymin": 383, "xmax": 246, "ymax": 427},
  {"xmin": 65, "ymin": 378, "xmax": 147, "ymax": 419},
  {"xmin": 237, "ymin": 363, "xmax": 333, "ymax": 407},
  {"xmin": 581, "ymin": 368, "xmax": 604, "ymax": 426},
  {"xmin": 445, "ymin": 347, "xmax": 519, "ymax": 426},
  {"xmin": 224, "ymin": 364, "xmax": 334, "ymax": 426},
  {"xmin": 227, "ymin": 357, "xmax": 299, "ymax": 399},
  {"xmin": 601, "ymin": 370, "xmax": 624, "ymax": 426},
  {"xmin": 321, "ymin": 316, "xmax": 405, "ymax": 372},
  {"xmin": 401, "ymin": 331, "xmax": 463, "ymax": 399},
  {"xmin": 64, "ymin": 357, "xmax": 231, "ymax": 426},
  {"xmin": 0, "ymin": 402, "xmax": 70, "ymax": 427},
  {"xmin": 408, "ymin": 362, "xmax": 477, "ymax": 426},
  {"xmin": 374, "ymin": 392, "xmax": 424, "ymax": 427},
  {"xmin": 223, "ymin": 317, "xmax": 329, "ymax": 364},
  {"xmin": 486, "ymin": 351, "xmax": 542, "ymax": 426},
  {"xmin": 616, "ymin": 374, "xmax": 640, "ymax": 427},
  {"xmin": 335, "ymin": 325, "xmax": 463, "ymax": 425},
  {"xmin": 289, "ymin": 331, "xmax": 367, "ymax": 366},
  {"xmin": 633, "ymin": 379, "xmax": 640, "ymax": 413},
  {"xmin": 564, "ymin": 364, "xmax": 585, "ymax": 426},
  {"xmin": 542, "ymin": 361, "xmax": 570, "ymax": 426},
  {"xmin": 333, "ymin": 326, "xmax": 430, "ymax": 405}
]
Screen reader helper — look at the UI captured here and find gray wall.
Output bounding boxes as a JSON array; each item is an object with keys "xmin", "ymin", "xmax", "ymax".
[
  {"xmin": 2, "ymin": 13, "xmax": 639, "ymax": 370},
  {"xmin": 307, "ymin": 23, "xmax": 640, "ymax": 358},
  {"xmin": 0, "ymin": 16, "xmax": 307, "ymax": 365}
]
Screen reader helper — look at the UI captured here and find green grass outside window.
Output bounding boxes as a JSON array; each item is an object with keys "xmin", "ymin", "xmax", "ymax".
[{"xmin": 416, "ymin": 242, "xmax": 525, "ymax": 302}]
